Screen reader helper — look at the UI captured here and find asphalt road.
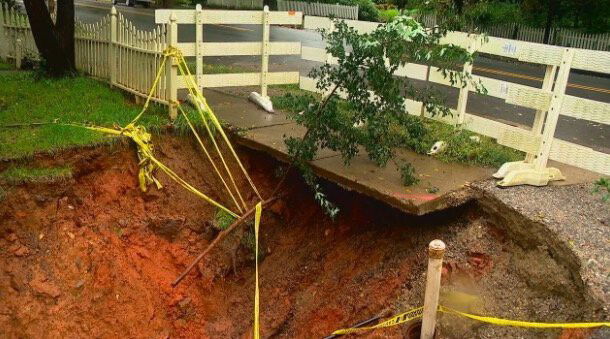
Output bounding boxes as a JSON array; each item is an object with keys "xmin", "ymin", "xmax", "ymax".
[{"xmin": 74, "ymin": 0, "xmax": 609, "ymax": 152}]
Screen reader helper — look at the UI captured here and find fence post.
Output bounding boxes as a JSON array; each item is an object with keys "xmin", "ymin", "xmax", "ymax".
[
  {"xmin": 0, "ymin": 4, "xmax": 5, "ymax": 60},
  {"xmin": 455, "ymin": 38, "xmax": 476, "ymax": 125},
  {"xmin": 421, "ymin": 239, "xmax": 445, "ymax": 339},
  {"xmin": 195, "ymin": 4, "xmax": 203, "ymax": 90},
  {"xmin": 166, "ymin": 11, "xmax": 178, "ymax": 120},
  {"xmin": 15, "ymin": 38, "xmax": 22, "ymax": 69},
  {"xmin": 534, "ymin": 48, "xmax": 574, "ymax": 171},
  {"xmin": 260, "ymin": 5, "xmax": 270, "ymax": 99},
  {"xmin": 109, "ymin": 6, "xmax": 117, "ymax": 87},
  {"xmin": 525, "ymin": 64, "xmax": 557, "ymax": 163}
]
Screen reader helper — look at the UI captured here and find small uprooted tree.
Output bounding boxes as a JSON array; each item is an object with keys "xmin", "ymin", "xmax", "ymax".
[
  {"xmin": 23, "ymin": 0, "xmax": 75, "ymax": 76},
  {"xmin": 284, "ymin": 16, "xmax": 484, "ymax": 216}
]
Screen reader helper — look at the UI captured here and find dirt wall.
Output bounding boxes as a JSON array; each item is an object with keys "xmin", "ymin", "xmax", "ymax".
[{"xmin": 0, "ymin": 136, "xmax": 605, "ymax": 338}]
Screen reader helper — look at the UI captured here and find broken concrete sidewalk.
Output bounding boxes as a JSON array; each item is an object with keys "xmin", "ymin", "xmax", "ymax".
[{"xmin": 203, "ymin": 88, "xmax": 600, "ymax": 215}]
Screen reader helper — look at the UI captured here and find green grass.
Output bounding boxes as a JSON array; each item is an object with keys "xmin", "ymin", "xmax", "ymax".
[
  {"xmin": 0, "ymin": 166, "xmax": 72, "ymax": 184},
  {"xmin": 0, "ymin": 59, "xmax": 14, "ymax": 71},
  {"xmin": 213, "ymin": 208, "xmax": 237, "ymax": 231},
  {"xmin": 271, "ymin": 91, "xmax": 522, "ymax": 168},
  {"xmin": 379, "ymin": 9, "xmax": 400, "ymax": 22},
  {"xmin": 0, "ymin": 71, "xmax": 207, "ymax": 160},
  {"xmin": 593, "ymin": 177, "xmax": 610, "ymax": 202}
]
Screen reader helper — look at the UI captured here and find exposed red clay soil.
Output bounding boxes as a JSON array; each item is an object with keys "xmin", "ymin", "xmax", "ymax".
[{"xmin": 0, "ymin": 135, "xmax": 605, "ymax": 338}]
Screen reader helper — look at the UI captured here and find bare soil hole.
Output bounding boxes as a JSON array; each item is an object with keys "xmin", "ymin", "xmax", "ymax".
[{"xmin": 0, "ymin": 135, "xmax": 604, "ymax": 338}]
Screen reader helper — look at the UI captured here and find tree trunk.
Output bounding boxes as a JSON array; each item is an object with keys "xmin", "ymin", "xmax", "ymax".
[
  {"xmin": 543, "ymin": 0, "xmax": 558, "ymax": 44},
  {"xmin": 23, "ymin": 0, "xmax": 75, "ymax": 76},
  {"xmin": 454, "ymin": 0, "xmax": 464, "ymax": 15}
]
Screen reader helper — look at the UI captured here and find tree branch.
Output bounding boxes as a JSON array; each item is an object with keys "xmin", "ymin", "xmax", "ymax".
[{"xmin": 172, "ymin": 196, "xmax": 279, "ymax": 287}]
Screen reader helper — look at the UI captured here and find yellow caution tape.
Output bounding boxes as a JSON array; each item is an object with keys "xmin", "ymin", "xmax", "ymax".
[
  {"xmin": 439, "ymin": 305, "xmax": 610, "ymax": 329},
  {"xmin": 253, "ymin": 202, "xmax": 262, "ymax": 339},
  {"xmin": 331, "ymin": 307, "xmax": 424, "ymax": 335},
  {"xmin": 171, "ymin": 50, "xmax": 263, "ymax": 201},
  {"xmin": 62, "ymin": 46, "xmax": 268, "ymax": 337},
  {"xmin": 71, "ymin": 123, "xmax": 240, "ymax": 218},
  {"xmin": 331, "ymin": 305, "xmax": 610, "ymax": 335},
  {"xmin": 61, "ymin": 45, "xmax": 268, "ymax": 221}
]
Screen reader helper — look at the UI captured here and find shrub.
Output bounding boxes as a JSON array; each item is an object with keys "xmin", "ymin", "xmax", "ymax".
[
  {"xmin": 464, "ymin": 1, "xmax": 523, "ymax": 26},
  {"xmin": 351, "ymin": 0, "xmax": 380, "ymax": 21},
  {"xmin": 379, "ymin": 8, "xmax": 400, "ymax": 22}
]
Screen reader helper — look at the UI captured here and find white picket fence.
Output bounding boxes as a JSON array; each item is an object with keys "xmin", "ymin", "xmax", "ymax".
[
  {"xmin": 0, "ymin": 5, "xmax": 303, "ymax": 115},
  {"xmin": 415, "ymin": 13, "xmax": 610, "ymax": 52},
  {"xmin": 277, "ymin": 0, "xmax": 358, "ymax": 20},
  {"xmin": 301, "ymin": 16, "xmax": 610, "ymax": 178},
  {"xmin": 207, "ymin": 0, "xmax": 263, "ymax": 10},
  {"xmin": 0, "ymin": 4, "xmax": 38, "ymax": 65}
]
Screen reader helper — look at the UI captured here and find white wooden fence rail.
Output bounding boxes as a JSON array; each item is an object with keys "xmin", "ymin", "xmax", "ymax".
[
  {"xmin": 301, "ymin": 16, "xmax": 610, "ymax": 177},
  {"xmin": 0, "ymin": 5, "xmax": 303, "ymax": 115},
  {"xmin": 155, "ymin": 6, "xmax": 302, "ymax": 117},
  {"xmin": 277, "ymin": 0, "xmax": 358, "ymax": 20}
]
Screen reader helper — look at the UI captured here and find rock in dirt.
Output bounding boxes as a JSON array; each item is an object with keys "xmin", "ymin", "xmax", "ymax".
[
  {"xmin": 9, "ymin": 244, "xmax": 31, "ymax": 257},
  {"xmin": 147, "ymin": 217, "xmax": 184, "ymax": 241},
  {"xmin": 30, "ymin": 276, "xmax": 61, "ymax": 298},
  {"xmin": 74, "ymin": 279, "xmax": 85, "ymax": 289},
  {"xmin": 6, "ymin": 233, "xmax": 18, "ymax": 242}
]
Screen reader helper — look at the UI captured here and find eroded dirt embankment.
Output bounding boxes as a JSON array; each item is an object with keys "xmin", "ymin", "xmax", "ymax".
[{"xmin": 0, "ymin": 135, "xmax": 606, "ymax": 338}]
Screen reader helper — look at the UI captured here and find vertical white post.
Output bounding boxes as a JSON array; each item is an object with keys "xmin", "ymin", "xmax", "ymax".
[
  {"xmin": 534, "ymin": 48, "xmax": 574, "ymax": 171},
  {"xmin": 166, "ymin": 12, "xmax": 178, "ymax": 120},
  {"xmin": 15, "ymin": 38, "xmax": 22, "ymax": 69},
  {"xmin": 109, "ymin": 6, "xmax": 117, "ymax": 87},
  {"xmin": 260, "ymin": 5, "xmax": 270, "ymax": 98},
  {"xmin": 525, "ymin": 64, "xmax": 557, "ymax": 163},
  {"xmin": 0, "ymin": 4, "xmax": 6, "ymax": 60},
  {"xmin": 195, "ymin": 4, "xmax": 203, "ymax": 90},
  {"xmin": 455, "ymin": 38, "xmax": 475, "ymax": 126},
  {"xmin": 421, "ymin": 239, "xmax": 445, "ymax": 339}
]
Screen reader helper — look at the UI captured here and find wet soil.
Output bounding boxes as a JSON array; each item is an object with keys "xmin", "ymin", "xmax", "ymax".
[{"xmin": 0, "ymin": 135, "xmax": 606, "ymax": 338}]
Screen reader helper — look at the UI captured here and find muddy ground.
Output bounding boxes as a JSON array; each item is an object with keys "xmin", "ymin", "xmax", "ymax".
[{"xmin": 0, "ymin": 135, "xmax": 606, "ymax": 338}]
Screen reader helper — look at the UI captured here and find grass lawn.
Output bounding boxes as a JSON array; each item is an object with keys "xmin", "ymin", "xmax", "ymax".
[
  {"xmin": 0, "ymin": 70, "xmax": 207, "ymax": 161},
  {"xmin": 0, "ymin": 165, "xmax": 72, "ymax": 184},
  {"xmin": 0, "ymin": 59, "xmax": 14, "ymax": 71}
]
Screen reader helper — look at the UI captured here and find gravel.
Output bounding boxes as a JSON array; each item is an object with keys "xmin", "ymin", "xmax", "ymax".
[{"xmin": 472, "ymin": 180, "xmax": 610, "ymax": 307}]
